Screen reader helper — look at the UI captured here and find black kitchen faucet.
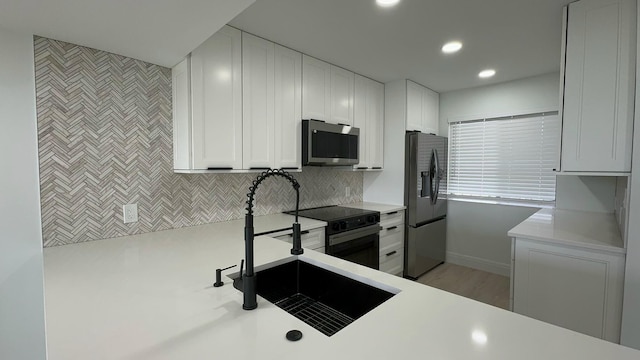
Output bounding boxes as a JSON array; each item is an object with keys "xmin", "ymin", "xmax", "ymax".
[{"xmin": 242, "ymin": 169, "xmax": 303, "ymax": 310}]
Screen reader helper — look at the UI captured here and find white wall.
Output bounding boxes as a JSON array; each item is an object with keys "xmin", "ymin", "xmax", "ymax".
[
  {"xmin": 439, "ymin": 73, "xmax": 560, "ymax": 275},
  {"xmin": 620, "ymin": 4, "xmax": 640, "ymax": 349},
  {"xmin": 555, "ymin": 176, "xmax": 617, "ymax": 213},
  {"xmin": 439, "ymin": 72, "xmax": 561, "ymax": 130},
  {"xmin": 447, "ymin": 201, "xmax": 538, "ymax": 276},
  {"xmin": 0, "ymin": 28, "xmax": 47, "ymax": 359}
]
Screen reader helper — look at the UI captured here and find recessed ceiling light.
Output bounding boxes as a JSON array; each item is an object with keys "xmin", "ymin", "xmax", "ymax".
[
  {"xmin": 376, "ymin": 0, "xmax": 401, "ymax": 8},
  {"xmin": 442, "ymin": 41, "xmax": 463, "ymax": 54},
  {"xmin": 478, "ymin": 69, "xmax": 496, "ymax": 78}
]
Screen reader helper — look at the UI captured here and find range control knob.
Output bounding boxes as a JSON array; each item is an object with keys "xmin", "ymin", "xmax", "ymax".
[
  {"xmin": 366, "ymin": 215, "xmax": 375, "ymax": 223},
  {"xmin": 339, "ymin": 221, "xmax": 347, "ymax": 230},
  {"xmin": 331, "ymin": 222, "xmax": 340, "ymax": 231}
]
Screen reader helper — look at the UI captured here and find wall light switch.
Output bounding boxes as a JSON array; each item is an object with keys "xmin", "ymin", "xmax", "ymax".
[{"xmin": 123, "ymin": 203, "xmax": 138, "ymax": 224}]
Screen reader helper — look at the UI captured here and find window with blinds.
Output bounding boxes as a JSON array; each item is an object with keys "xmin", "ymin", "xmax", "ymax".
[{"xmin": 448, "ymin": 112, "xmax": 560, "ymax": 202}]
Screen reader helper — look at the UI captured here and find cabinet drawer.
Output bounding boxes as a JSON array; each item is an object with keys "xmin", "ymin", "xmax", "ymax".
[
  {"xmin": 274, "ymin": 228, "xmax": 325, "ymax": 250},
  {"xmin": 380, "ymin": 248, "xmax": 403, "ymax": 275},
  {"xmin": 380, "ymin": 226, "xmax": 403, "ymax": 255},
  {"xmin": 380, "ymin": 211, "xmax": 403, "ymax": 229}
]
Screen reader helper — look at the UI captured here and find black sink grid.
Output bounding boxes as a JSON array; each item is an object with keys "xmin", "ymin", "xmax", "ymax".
[{"xmin": 236, "ymin": 260, "xmax": 395, "ymax": 336}]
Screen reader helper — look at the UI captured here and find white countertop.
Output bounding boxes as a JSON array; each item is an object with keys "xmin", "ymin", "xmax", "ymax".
[
  {"xmin": 43, "ymin": 213, "xmax": 639, "ymax": 359},
  {"xmin": 508, "ymin": 208, "xmax": 625, "ymax": 254},
  {"xmin": 343, "ymin": 201, "xmax": 405, "ymax": 214}
]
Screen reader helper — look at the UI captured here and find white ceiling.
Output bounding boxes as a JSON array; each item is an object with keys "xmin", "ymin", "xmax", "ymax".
[
  {"xmin": 230, "ymin": 0, "xmax": 573, "ymax": 92},
  {"xmin": 0, "ymin": 0, "xmax": 573, "ymax": 92},
  {"xmin": 0, "ymin": 0, "xmax": 254, "ymax": 68}
]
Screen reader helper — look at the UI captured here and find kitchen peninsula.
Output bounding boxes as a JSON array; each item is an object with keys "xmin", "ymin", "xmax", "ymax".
[{"xmin": 43, "ymin": 213, "xmax": 639, "ymax": 359}]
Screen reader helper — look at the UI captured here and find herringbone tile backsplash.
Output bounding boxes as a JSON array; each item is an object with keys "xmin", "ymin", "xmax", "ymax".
[{"xmin": 35, "ymin": 37, "xmax": 363, "ymax": 247}]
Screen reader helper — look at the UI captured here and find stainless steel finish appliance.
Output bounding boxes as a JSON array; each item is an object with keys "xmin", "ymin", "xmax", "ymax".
[
  {"xmin": 302, "ymin": 120, "xmax": 359, "ymax": 166},
  {"xmin": 285, "ymin": 206, "xmax": 381, "ymax": 269},
  {"xmin": 404, "ymin": 132, "xmax": 448, "ymax": 279}
]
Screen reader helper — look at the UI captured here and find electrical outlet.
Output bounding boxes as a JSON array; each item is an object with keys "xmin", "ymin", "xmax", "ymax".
[
  {"xmin": 123, "ymin": 204, "xmax": 138, "ymax": 224},
  {"xmin": 345, "ymin": 187, "xmax": 351, "ymax": 197}
]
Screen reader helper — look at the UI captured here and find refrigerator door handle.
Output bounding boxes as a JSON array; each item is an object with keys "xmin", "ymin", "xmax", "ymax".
[{"xmin": 432, "ymin": 149, "xmax": 440, "ymax": 204}]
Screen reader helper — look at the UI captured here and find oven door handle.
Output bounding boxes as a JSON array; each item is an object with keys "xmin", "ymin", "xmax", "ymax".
[{"xmin": 328, "ymin": 225, "xmax": 382, "ymax": 246}]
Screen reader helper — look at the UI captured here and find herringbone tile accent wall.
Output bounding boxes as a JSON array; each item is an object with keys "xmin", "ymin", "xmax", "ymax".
[{"xmin": 35, "ymin": 37, "xmax": 362, "ymax": 247}]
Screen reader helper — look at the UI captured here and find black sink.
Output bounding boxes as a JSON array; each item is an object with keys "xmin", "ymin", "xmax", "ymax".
[{"xmin": 233, "ymin": 259, "xmax": 396, "ymax": 336}]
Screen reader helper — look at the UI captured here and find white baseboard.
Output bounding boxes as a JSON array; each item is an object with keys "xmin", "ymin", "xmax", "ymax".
[{"xmin": 446, "ymin": 251, "xmax": 511, "ymax": 277}]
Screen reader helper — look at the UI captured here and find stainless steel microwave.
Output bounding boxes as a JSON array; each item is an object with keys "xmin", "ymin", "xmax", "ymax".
[{"xmin": 302, "ymin": 120, "xmax": 359, "ymax": 166}]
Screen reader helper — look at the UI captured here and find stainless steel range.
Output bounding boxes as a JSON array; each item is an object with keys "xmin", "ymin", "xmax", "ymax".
[{"xmin": 285, "ymin": 206, "xmax": 381, "ymax": 269}]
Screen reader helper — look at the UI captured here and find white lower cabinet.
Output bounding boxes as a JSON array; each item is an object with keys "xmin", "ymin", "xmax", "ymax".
[
  {"xmin": 379, "ymin": 211, "xmax": 405, "ymax": 276},
  {"xmin": 511, "ymin": 237, "xmax": 625, "ymax": 342},
  {"xmin": 274, "ymin": 227, "xmax": 325, "ymax": 253}
]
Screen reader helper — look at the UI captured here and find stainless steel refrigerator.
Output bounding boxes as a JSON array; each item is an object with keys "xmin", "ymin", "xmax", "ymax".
[{"xmin": 404, "ymin": 132, "xmax": 447, "ymax": 279}]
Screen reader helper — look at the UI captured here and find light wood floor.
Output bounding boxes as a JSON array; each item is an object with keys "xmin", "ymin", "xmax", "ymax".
[{"xmin": 416, "ymin": 263, "xmax": 510, "ymax": 310}]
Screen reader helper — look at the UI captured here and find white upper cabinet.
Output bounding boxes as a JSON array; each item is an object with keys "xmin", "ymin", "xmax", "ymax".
[
  {"xmin": 243, "ymin": 33, "xmax": 303, "ymax": 170},
  {"xmin": 302, "ymin": 55, "xmax": 331, "ymax": 121},
  {"xmin": 406, "ymin": 80, "xmax": 439, "ymax": 134},
  {"xmin": 406, "ymin": 80, "xmax": 424, "ymax": 132},
  {"xmin": 273, "ymin": 44, "xmax": 302, "ymax": 170},
  {"xmin": 189, "ymin": 25, "xmax": 243, "ymax": 170},
  {"xmin": 330, "ymin": 66, "xmax": 355, "ymax": 126},
  {"xmin": 242, "ymin": 33, "xmax": 275, "ymax": 170},
  {"xmin": 173, "ymin": 28, "xmax": 302, "ymax": 172},
  {"xmin": 303, "ymin": 55, "xmax": 354, "ymax": 125},
  {"xmin": 172, "ymin": 58, "xmax": 191, "ymax": 170},
  {"xmin": 354, "ymin": 75, "xmax": 384, "ymax": 170},
  {"xmin": 422, "ymin": 87, "xmax": 439, "ymax": 135},
  {"xmin": 559, "ymin": 0, "xmax": 636, "ymax": 173}
]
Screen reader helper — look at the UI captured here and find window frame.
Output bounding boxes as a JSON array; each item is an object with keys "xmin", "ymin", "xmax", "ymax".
[{"xmin": 446, "ymin": 110, "xmax": 560, "ymax": 207}]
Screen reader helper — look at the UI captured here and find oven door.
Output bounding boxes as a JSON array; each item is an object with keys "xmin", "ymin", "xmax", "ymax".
[{"xmin": 327, "ymin": 224, "xmax": 381, "ymax": 270}]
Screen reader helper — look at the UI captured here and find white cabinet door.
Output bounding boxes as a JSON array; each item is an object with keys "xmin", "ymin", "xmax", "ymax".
[
  {"xmin": 369, "ymin": 80, "xmax": 385, "ymax": 169},
  {"xmin": 330, "ymin": 66, "xmax": 354, "ymax": 125},
  {"xmin": 406, "ymin": 80, "xmax": 423, "ymax": 132},
  {"xmin": 561, "ymin": 0, "xmax": 635, "ymax": 172},
  {"xmin": 242, "ymin": 33, "xmax": 275, "ymax": 170},
  {"xmin": 302, "ymin": 55, "xmax": 331, "ymax": 121},
  {"xmin": 172, "ymin": 58, "xmax": 191, "ymax": 171},
  {"xmin": 406, "ymin": 80, "xmax": 439, "ymax": 134},
  {"xmin": 354, "ymin": 75, "xmax": 369, "ymax": 169},
  {"xmin": 354, "ymin": 75, "xmax": 385, "ymax": 170},
  {"xmin": 422, "ymin": 87, "xmax": 439, "ymax": 135},
  {"xmin": 512, "ymin": 238, "xmax": 625, "ymax": 342},
  {"xmin": 274, "ymin": 45, "xmax": 302, "ymax": 170},
  {"xmin": 190, "ymin": 25, "xmax": 242, "ymax": 170}
]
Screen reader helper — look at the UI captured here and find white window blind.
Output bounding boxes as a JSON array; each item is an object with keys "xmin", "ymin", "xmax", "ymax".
[{"xmin": 448, "ymin": 112, "xmax": 560, "ymax": 202}]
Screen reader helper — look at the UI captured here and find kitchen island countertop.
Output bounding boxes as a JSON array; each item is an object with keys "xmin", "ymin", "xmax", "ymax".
[{"xmin": 44, "ymin": 213, "xmax": 639, "ymax": 359}]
